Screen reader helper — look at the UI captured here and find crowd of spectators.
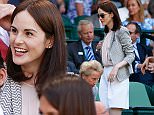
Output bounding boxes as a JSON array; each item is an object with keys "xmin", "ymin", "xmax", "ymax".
[{"xmin": 0, "ymin": 0, "xmax": 154, "ymax": 115}]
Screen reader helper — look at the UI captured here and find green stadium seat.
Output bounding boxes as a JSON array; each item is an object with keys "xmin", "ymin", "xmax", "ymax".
[
  {"xmin": 129, "ymin": 82, "xmax": 151, "ymax": 107},
  {"xmin": 74, "ymin": 15, "xmax": 89, "ymax": 25},
  {"xmin": 133, "ymin": 107, "xmax": 154, "ymax": 115},
  {"xmin": 62, "ymin": 15, "xmax": 72, "ymax": 27},
  {"xmin": 62, "ymin": 15, "xmax": 73, "ymax": 39},
  {"xmin": 129, "ymin": 82, "xmax": 154, "ymax": 114},
  {"xmin": 122, "ymin": 109, "xmax": 133, "ymax": 115},
  {"xmin": 145, "ymin": 85, "xmax": 154, "ymax": 106}
]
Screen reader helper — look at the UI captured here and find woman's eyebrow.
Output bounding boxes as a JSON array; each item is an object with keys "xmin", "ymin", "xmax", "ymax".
[{"xmin": 24, "ymin": 29, "xmax": 38, "ymax": 33}]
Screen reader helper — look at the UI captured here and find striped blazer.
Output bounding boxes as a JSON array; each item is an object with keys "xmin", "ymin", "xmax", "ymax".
[
  {"xmin": 102, "ymin": 26, "xmax": 135, "ymax": 81},
  {"xmin": 0, "ymin": 78, "xmax": 22, "ymax": 115}
]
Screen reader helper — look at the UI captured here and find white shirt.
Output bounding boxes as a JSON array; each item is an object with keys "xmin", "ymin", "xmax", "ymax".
[
  {"xmin": 133, "ymin": 43, "xmax": 140, "ymax": 60},
  {"xmin": 133, "ymin": 43, "xmax": 141, "ymax": 73}
]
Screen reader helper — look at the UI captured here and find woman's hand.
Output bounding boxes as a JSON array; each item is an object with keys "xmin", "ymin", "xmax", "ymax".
[
  {"xmin": 108, "ymin": 65, "xmax": 119, "ymax": 82},
  {"xmin": 0, "ymin": 4, "xmax": 15, "ymax": 31}
]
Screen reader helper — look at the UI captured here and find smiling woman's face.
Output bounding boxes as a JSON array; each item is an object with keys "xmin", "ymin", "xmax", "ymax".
[{"xmin": 10, "ymin": 10, "xmax": 51, "ymax": 68}]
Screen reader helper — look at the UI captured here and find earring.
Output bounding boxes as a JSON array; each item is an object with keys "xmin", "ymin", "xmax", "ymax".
[{"xmin": 48, "ymin": 45, "xmax": 51, "ymax": 48}]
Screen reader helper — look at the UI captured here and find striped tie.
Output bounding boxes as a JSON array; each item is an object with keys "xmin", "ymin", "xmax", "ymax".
[{"xmin": 86, "ymin": 46, "xmax": 95, "ymax": 61}]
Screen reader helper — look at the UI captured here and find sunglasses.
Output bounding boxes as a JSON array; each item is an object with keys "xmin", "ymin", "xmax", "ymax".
[
  {"xmin": 129, "ymin": 31, "xmax": 136, "ymax": 34},
  {"xmin": 97, "ymin": 13, "xmax": 108, "ymax": 18}
]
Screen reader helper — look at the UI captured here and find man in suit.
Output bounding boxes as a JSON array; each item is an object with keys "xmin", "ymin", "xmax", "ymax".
[
  {"xmin": 67, "ymin": 20, "xmax": 102, "ymax": 73},
  {"xmin": 126, "ymin": 22, "xmax": 154, "ymax": 86}
]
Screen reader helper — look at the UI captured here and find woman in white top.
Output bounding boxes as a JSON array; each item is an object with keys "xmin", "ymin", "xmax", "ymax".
[
  {"xmin": 0, "ymin": 0, "xmax": 66, "ymax": 114},
  {"xmin": 97, "ymin": 1, "xmax": 134, "ymax": 115}
]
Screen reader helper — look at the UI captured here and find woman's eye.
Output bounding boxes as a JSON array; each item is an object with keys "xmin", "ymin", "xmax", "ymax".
[
  {"xmin": 26, "ymin": 32, "xmax": 33, "ymax": 37},
  {"xmin": 10, "ymin": 27, "xmax": 17, "ymax": 34}
]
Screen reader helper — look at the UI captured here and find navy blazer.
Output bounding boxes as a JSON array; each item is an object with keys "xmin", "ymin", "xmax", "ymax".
[
  {"xmin": 67, "ymin": 40, "xmax": 102, "ymax": 72},
  {"xmin": 132, "ymin": 43, "xmax": 153, "ymax": 72},
  {"xmin": 130, "ymin": 43, "xmax": 154, "ymax": 86}
]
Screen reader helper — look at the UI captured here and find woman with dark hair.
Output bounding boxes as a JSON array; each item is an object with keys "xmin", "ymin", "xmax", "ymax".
[
  {"xmin": 0, "ymin": 0, "xmax": 66, "ymax": 114},
  {"xmin": 40, "ymin": 74, "xmax": 96, "ymax": 115},
  {"xmin": 97, "ymin": 1, "xmax": 134, "ymax": 115}
]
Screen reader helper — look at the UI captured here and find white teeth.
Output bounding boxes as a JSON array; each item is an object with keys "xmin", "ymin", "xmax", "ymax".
[{"xmin": 15, "ymin": 48, "xmax": 27, "ymax": 53}]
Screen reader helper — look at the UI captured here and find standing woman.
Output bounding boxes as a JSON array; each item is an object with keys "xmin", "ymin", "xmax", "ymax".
[
  {"xmin": 97, "ymin": 1, "xmax": 134, "ymax": 115},
  {"xmin": 0, "ymin": 0, "xmax": 66, "ymax": 115}
]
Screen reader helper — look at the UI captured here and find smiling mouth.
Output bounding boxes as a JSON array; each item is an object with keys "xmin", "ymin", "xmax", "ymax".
[{"xmin": 15, "ymin": 47, "xmax": 28, "ymax": 53}]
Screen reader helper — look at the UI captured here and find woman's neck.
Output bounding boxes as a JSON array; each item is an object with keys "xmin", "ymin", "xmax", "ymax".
[
  {"xmin": 131, "ymin": 14, "xmax": 140, "ymax": 22},
  {"xmin": 21, "ymin": 65, "xmax": 39, "ymax": 86},
  {"xmin": 107, "ymin": 20, "xmax": 114, "ymax": 31},
  {"xmin": 23, "ymin": 77, "xmax": 36, "ymax": 86}
]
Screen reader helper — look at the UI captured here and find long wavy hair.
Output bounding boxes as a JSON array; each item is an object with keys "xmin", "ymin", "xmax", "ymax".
[{"xmin": 126, "ymin": 0, "xmax": 144, "ymax": 22}]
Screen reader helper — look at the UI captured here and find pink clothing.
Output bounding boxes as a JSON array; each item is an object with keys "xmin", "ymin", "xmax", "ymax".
[
  {"xmin": 0, "ymin": 39, "xmax": 8, "ymax": 61},
  {"xmin": 102, "ymin": 31, "xmax": 113, "ymax": 67}
]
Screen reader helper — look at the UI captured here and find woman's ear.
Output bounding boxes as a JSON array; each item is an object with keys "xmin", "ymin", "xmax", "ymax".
[
  {"xmin": 0, "ymin": 68, "xmax": 7, "ymax": 87},
  {"xmin": 110, "ymin": 12, "xmax": 114, "ymax": 18},
  {"xmin": 45, "ymin": 35, "xmax": 54, "ymax": 49}
]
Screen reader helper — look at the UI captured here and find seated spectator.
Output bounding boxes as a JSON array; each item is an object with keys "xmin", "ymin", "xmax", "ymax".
[
  {"xmin": 123, "ymin": 0, "xmax": 154, "ymax": 46},
  {"xmin": 141, "ymin": 0, "xmax": 151, "ymax": 18},
  {"xmin": 111, "ymin": 0, "xmax": 123, "ymax": 8},
  {"xmin": 66, "ymin": 0, "xmax": 93, "ymax": 23},
  {"xmin": 79, "ymin": 60, "xmax": 103, "ymax": 100},
  {"xmin": 67, "ymin": 20, "xmax": 102, "ymax": 73},
  {"xmin": 148, "ymin": 0, "xmax": 154, "ymax": 19},
  {"xmin": 141, "ymin": 56, "xmax": 154, "ymax": 74},
  {"xmin": 39, "ymin": 74, "xmax": 96, "ymax": 115},
  {"xmin": 126, "ymin": 22, "xmax": 154, "ymax": 86}
]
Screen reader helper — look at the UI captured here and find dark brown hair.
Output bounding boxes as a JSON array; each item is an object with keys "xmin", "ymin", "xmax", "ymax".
[
  {"xmin": 7, "ymin": 0, "xmax": 66, "ymax": 90},
  {"xmin": 0, "ymin": 53, "xmax": 4, "ymax": 69},
  {"xmin": 98, "ymin": 1, "xmax": 122, "ymax": 33},
  {"xmin": 41, "ymin": 74, "xmax": 96, "ymax": 115}
]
